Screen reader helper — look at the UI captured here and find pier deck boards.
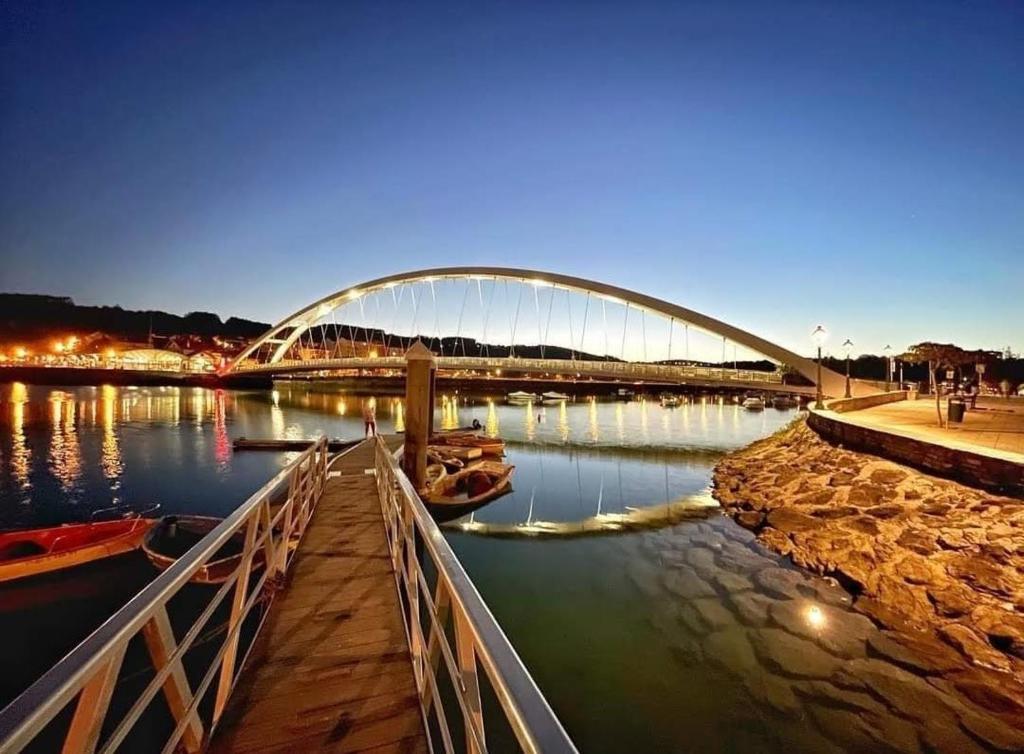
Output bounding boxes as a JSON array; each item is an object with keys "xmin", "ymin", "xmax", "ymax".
[{"xmin": 208, "ymin": 437, "xmax": 427, "ymax": 754}]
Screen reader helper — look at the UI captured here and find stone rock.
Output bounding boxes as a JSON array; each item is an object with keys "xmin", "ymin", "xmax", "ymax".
[
  {"xmin": 767, "ymin": 508, "xmax": 820, "ymax": 534},
  {"xmin": 927, "ymin": 583, "xmax": 976, "ymax": 618},
  {"xmin": 734, "ymin": 510, "xmax": 765, "ymax": 530},
  {"xmin": 895, "ymin": 554, "xmax": 944, "ymax": 586},
  {"xmin": 938, "ymin": 623, "xmax": 1012, "ymax": 673},
  {"xmin": 971, "ymin": 604, "xmax": 1024, "ymax": 660},
  {"xmin": 719, "ymin": 520, "xmax": 757, "ymax": 544},
  {"xmin": 794, "ymin": 489, "xmax": 837, "ymax": 507},
  {"xmin": 808, "ymin": 504, "xmax": 861, "ymax": 520},
  {"xmin": 847, "ymin": 483, "xmax": 894, "ymax": 508},
  {"xmin": 959, "ymin": 707, "xmax": 1024, "ymax": 752},
  {"xmin": 828, "ymin": 471, "xmax": 857, "ymax": 487},
  {"xmin": 947, "ymin": 555, "xmax": 1016, "ymax": 599},
  {"xmin": 840, "ymin": 516, "xmax": 882, "ymax": 537},
  {"xmin": 769, "ymin": 600, "xmax": 873, "ymax": 659},
  {"xmin": 691, "ymin": 598, "xmax": 735, "ymax": 632},
  {"xmin": 712, "ymin": 571, "xmax": 753, "ymax": 595},
  {"xmin": 870, "ymin": 468, "xmax": 908, "ymax": 485},
  {"xmin": 750, "ymin": 628, "xmax": 840, "ymax": 679},
  {"xmin": 806, "ymin": 577, "xmax": 853, "ymax": 608},
  {"xmin": 684, "ymin": 546, "xmax": 717, "ymax": 576},
  {"xmin": 792, "ymin": 679, "xmax": 886, "ymax": 714},
  {"xmin": 833, "ymin": 551, "xmax": 879, "ymax": 594},
  {"xmin": 949, "ymin": 669, "xmax": 1024, "ymax": 717},
  {"xmin": 665, "ymin": 568, "xmax": 716, "ymax": 600},
  {"xmin": 743, "ymin": 670, "xmax": 802, "ymax": 716},
  {"xmin": 702, "ymin": 627, "xmax": 758, "ymax": 677},
  {"xmin": 923, "ymin": 501, "xmax": 953, "ymax": 517},
  {"xmin": 866, "ymin": 630, "xmax": 966, "ymax": 675},
  {"xmin": 830, "ymin": 658, "xmax": 958, "ymax": 724},
  {"xmin": 678, "ymin": 604, "xmax": 712, "ymax": 637},
  {"xmin": 755, "ymin": 528, "xmax": 793, "ymax": 557},
  {"xmin": 806, "ymin": 702, "xmax": 920, "ymax": 754},
  {"xmin": 865, "ymin": 504, "xmax": 905, "ymax": 520},
  {"xmin": 729, "ymin": 591, "xmax": 772, "ymax": 627},
  {"xmin": 896, "ymin": 528, "xmax": 939, "ymax": 556},
  {"xmin": 874, "ymin": 575, "xmax": 935, "ymax": 628},
  {"xmin": 753, "ymin": 567, "xmax": 809, "ymax": 601},
  {"xmin": 938, "ymin": 529, "xmax": 971, "ymax": 550}
]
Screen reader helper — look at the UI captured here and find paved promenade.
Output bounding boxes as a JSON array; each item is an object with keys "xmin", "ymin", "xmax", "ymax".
[{"xmin": 842, "ymin": 397, "xmax": 1024, "ymax": 460}]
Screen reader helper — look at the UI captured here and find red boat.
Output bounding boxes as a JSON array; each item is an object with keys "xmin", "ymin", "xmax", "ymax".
[{"xmin": 0, "ymin": 518, "xmax": 155, "ymax": 583}]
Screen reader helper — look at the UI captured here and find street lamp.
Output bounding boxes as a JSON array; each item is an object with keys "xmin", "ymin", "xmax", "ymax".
[
  {"xmin": 883, "ymin": 344, "xmax": 893, "ymax": 392},
  {"xmin": 811, "ymin": 325, "xmax": 827, "ymax": 409},
  {"xmin": 842, "ymin": 338, "xmax": 854, "ymax": 398}
]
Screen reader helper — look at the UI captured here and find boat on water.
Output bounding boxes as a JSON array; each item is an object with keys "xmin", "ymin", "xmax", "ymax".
[
  {"xmin": 506, "ymin": 391, "xmax": 539, "ymax": 404},
  {"xmin": 0, "ymin": 517, "xmax": 155, "ymax": 583},
  {"xmin": 615, "ymin": 388, "xmax": 635, "ymax": 400},
  {"xmin": 143, "ymin": 515, "xmax": 267, "ymax": 585},
  {"xmin": 541, "ymin": 391, "xmax": 570, "ymax": 403},
  {"xmin": 742, "ymin": 396, "xmax": 766, "ymax": 411},
  {"xmin": 430, "ymin": 431, "xmax": 505, "ymax": 457},
  {"xmin": 660, "ymin": 394, "xmax": 682, "ymax": 408},
  {"xmin": 772, "ymin": 395, "xmax": 797, "ymax": 409},
  {"xmin": 421, "ymin": 461, "xmax": 515, "ymax": 521}
]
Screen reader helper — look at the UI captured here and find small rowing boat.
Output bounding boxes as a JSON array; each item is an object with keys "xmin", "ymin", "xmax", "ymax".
[
  {"xmin": 143, "ymin": 515, "xmax": 264, "ymax": 585},
  {"xmin": 421, "ymin": 461, "xmax": 514, "ymax": 521},
  {"xmin": 0, "ymin": 518, "xmax": 154, "ymax": 583},
  {"xmin": 429, "ymin": 432, "xmax": 505, "ymax": 457}
]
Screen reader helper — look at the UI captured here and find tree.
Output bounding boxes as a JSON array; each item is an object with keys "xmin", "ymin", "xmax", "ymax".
[{"xmin": 900, "ymin": 342, "xmax": 968, "ymax": 427}]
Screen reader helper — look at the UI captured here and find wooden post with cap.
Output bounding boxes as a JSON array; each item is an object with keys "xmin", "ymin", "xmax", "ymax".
[{"xmin": 404, "ymin": 341, "xmax": 436, "ymax": 491}]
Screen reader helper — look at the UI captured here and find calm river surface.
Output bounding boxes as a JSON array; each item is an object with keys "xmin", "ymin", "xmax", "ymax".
[{"xmin": 0, "ymin": 382, "xmax": 953, "ymax": 753}]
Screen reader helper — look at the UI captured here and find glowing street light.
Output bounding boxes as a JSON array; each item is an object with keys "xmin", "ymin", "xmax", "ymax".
[
  {"xmin": 842, "ymin": 338, "xmax": 854, "ymax": 398},
  {"xmin": 811, "ymin": 325, "xmax": 827, "ymax": 409},
  {"xmin": 883, "ymin": 344, "xmax": 893, "ymax": 392}
]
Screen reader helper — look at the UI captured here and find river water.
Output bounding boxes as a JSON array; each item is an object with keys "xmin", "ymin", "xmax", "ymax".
[{"xmin": 0, "ymin": 383, "xmax": 990, "ymax": 753}]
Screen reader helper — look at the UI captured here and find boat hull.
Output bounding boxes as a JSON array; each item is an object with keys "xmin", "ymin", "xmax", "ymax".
[
  {"xmin": 143, "ymin": 515, "xmax": 262, "ymax": 585},
  {"xmin": 0, "ymin": 519, "xmax": 153, "ymax": 584}
]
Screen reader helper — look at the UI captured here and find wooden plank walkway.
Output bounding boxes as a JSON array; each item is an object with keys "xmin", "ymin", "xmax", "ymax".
[{"xmin": 208, "ymin": 438, "xmax": 428, "ymax": 754}]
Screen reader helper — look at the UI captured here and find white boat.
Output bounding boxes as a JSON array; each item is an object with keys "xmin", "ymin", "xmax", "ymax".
[
  {"xmin": 506, "ymin": 391, "xmax": 539, "ymax": 404},
  {"xmin": 660, "ymin": 394, "xmax": 681, "ymax": 408},
  {"xmin": 742, "ymin": 397, "xmax": 765, "ymax": 411},
  {"xmin": 541, "ymin": 391, "xmax": 570, "ymax": 403}
]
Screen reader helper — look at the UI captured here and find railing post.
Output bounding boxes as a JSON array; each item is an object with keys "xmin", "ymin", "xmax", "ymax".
[
  {"xmin": 454, "ymin": 609, "xmax": 484, "ymax": 754},
  {"xmin": 403, "ymin": 502, "xmax": 422, "ymax": 686},
  {"xmin": 141, "ymin": 605, "xmax": 204, "ymax": 753},
  {"xmin": 60, "ymin": 646, "xmax": 126, "ymax": 754},
  {"xmin": 213, "ymin": 514, "xmax": 259, "ymax": 723}
]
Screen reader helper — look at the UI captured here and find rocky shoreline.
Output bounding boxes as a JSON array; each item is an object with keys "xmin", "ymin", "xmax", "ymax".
[{"xmin": 712, "ymin": 417, "xmax": 1024, "ymax": 743}]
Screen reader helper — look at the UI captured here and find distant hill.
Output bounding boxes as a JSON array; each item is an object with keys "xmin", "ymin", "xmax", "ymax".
[{"xmin": 0, "ymin": 293, "xmax": 270, "ymax": 342}]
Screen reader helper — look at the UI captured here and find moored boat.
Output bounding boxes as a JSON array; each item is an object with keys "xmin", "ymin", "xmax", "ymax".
[
  {"xmin": 0, "ymin": 518, "xmax": 154, "ymax": 583},
  {"xmin": 420, "ymin": 461, "xmax": 515, "ymax": 521},
  {"xmin": 660, "ymin": 394, "xmax": 681, "ymax": 408},
  {"xmin": 541, "ymin": 391, "xmax": 570, "ymax": 403},
  {"xmin": 143, "ymin": 515, "xmax": 262, "ymax": 585},
  {"xmin": 772, "ymin": 395, "xmax": 797, "ymax": 409},
  {"xmin": 506, "ymin": 391, "xmax": 539, "ymax": 404},
  {"xmin": 429, "ymin": 432, "xmax": 505, "ymax": 457},
  {"xmin": 742, "ymin": 396, "xmax": 765, "ymax": 411}
]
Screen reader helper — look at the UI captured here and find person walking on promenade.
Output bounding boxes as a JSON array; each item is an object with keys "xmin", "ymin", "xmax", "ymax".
[{"xmin": 362, "ymin": 398, "xmax": 377, "ymax": 437}]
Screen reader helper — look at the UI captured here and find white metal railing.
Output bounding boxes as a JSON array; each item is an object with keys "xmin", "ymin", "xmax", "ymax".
[
  {"xmin": 373, "ymin": 437, "xmax": 578, "ymax": 754},
  {"xmin": 234, "ymin": 354, "xmax": 784, "ymax": 385},
  {"xmin": 0, "ymin": 438, "xmax": 330, "ymax": 754}
]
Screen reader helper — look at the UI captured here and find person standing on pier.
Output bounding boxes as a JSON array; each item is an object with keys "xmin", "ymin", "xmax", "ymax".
[{"xmin": 362, "ymin": 398, "xmax": 377, "ymax": 437}]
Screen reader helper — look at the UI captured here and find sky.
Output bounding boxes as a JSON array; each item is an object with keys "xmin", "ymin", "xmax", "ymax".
[{"xmin": 1, "ymin": 0, "xmax": 1021, "ymax": 358}]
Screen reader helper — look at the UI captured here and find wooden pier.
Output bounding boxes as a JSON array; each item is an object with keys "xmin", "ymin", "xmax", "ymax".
[{"xmin": 208, "ymin": 437, "xmax": 427, "ymax": 754}]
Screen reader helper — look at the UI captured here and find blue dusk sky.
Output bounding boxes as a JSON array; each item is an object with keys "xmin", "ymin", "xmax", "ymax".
[{"xmin": 1, "ymin": 1, "xmax": 1021, "ymax": 357}]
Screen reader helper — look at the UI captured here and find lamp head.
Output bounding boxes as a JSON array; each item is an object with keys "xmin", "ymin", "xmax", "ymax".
[
  {"xmin": 842, "ymin": 338, "xmax": 854, "ymax": 357},
  {"xmin": 811, "ymin": 325, "xmax": 828, "ymax": 348}
]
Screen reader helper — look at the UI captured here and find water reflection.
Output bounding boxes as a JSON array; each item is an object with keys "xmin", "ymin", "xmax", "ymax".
[
  {"xmin": 99, "ymin": 385, "xmax": 123, "ymax": 486},
  {"xmin": 10, "ymin": 383, "xmax": 31, "ymax": 491},
  {"xmin": 48, "ymin": 392, "xmax": 81, "ymax": 494}
]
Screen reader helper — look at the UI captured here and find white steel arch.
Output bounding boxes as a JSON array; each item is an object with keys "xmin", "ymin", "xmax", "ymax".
[{"xmin": 226, "ymin": 267, "xmax": 854, "ymax": 395}]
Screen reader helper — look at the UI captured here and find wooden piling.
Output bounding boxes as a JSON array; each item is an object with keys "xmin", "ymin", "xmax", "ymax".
[{"xmin": 403, "ymin": 341, "xmax": 436, "ymax": 491}]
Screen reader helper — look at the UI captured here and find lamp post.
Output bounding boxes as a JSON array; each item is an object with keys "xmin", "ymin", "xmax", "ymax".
[
  {"xmin": 811, "ymin": 325, "xmax": 827, "ymax": 409},
  {"xmin": 883, "ymin": 344, "xmax": 893, "ymax": 392},
  {"xmin": 842, "ymin": 338, "xmax": 854, "ymax": 398}
]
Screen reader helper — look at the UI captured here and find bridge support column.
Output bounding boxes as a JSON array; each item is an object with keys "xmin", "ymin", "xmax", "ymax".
[{"xmin": 403, "ymin": 342, "xmax": 436, "ymax": 491}]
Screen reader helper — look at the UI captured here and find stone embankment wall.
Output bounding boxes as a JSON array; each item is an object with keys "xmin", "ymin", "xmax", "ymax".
[
  {"xmin": 808, "ymin": 398, "xmax": 1023, "ymax": 496},
  {"xmin": 712, "ymin": 419, "xmax": 1024, "ymax": 745},
  {"xmin": 826, "ymin": 391, "xmax": 908, "ymax": 414}
]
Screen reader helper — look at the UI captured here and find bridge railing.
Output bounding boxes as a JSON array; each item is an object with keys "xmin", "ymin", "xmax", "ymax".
[
  {"xmin": 373, "ymin": 437, "xmax": 578, "ymax": 754},
  {"xmin": 233, "ymin": 354, "xmax": 784, "ymax": 385},
  {"xmin": 0, "ymin": 438, "xmax": 330, "ymax": 754}
]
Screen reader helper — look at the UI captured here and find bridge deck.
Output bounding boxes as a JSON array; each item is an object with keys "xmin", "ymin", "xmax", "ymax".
[{"xmin": 208, "ymin": 437, "xmax": 428, "ymax": 754}]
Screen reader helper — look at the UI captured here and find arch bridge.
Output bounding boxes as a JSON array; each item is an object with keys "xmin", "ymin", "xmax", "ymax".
[{"xmin": 226, "ymin": 267, "xmax": 870, "ymax": 397}]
